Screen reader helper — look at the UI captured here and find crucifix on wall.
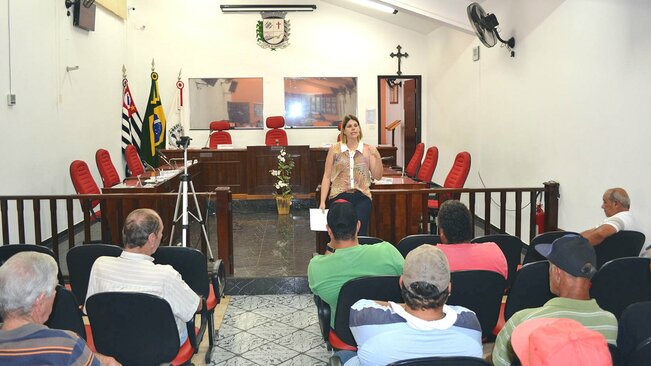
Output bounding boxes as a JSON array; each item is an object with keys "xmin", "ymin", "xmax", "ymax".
[{"xmin": 390, "ymin": 45, "xmax": 409, "ymax": 76}]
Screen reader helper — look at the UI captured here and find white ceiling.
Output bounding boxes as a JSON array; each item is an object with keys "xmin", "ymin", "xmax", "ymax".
[{"xmin": 321, "ymin": 0, "xmax": 481, "ymax": 35}]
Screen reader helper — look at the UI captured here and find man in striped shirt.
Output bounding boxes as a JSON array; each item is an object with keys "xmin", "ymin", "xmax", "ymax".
[
  {"xmin": 492, "ymin": 235, "xmax": 617, "ymax": 366},
  {"xmin": 0, "ymin": 252, "xmax": 120, "ymax": 365},
  {"xmin": 85, "ymin": 208, "xmax": 201, "ymax": 345}
]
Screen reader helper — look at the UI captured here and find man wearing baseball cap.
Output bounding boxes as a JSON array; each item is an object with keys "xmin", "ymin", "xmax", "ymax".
[
  {"xmin": 340, "ymin": 245, "xmax": 482, "ymax": 366},
  {"xmin": 492, "ymin": 234, "xmax": 617, "ymax": 366},
  {"xmin": 308, "ymin": 200, "xmax": 404, "ymax": 328}
]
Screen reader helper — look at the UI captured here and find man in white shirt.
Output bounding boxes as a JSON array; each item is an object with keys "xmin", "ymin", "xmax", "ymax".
[
  {"xmin": 85, "ymin": 208, "xmax": 201, "ymax": 345},
  {"xmin": 581, "ymin": 188, "xmax": 646, "ymax": 254}
]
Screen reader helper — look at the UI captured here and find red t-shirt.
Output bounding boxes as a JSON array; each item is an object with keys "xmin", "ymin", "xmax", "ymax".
[{"xmin": 437, "ymin": 243, "xmax": 508, "ymax": 279}]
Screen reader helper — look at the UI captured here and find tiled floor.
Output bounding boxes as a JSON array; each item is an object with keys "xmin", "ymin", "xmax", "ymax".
[{"xmin": 211, "ymin": 294, "xmax": 331, "ymax": 365}]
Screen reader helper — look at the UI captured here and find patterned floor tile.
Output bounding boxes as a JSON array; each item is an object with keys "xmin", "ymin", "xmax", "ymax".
[
  {"xmin": 222, "ymin": 312, "xmax": 271, "ymax": 331},
  {"xmin": 278, "ymin": 354, "xmax": 328, "ymax": 366},
  {"xmin": 305, "ymin": 343, "xmax": 333, "ymax": 361},
  {"xmin": 210, "ymin": 346, "xmax": 237, "ymax": 364},
  {"xmin": 247, "ymin": 320, "xmax": 299, "ymax": 341},
  {"xmin": 303, "ymin": 322, "xmax": 323, "ymax": 336},
  {"xmin": 250, "ymin": 302, "xmax": 297, "ymax": 318},
  {"xmin": 261, "ymin": 294, "xmax": 316, "ymax": 310},
  {"xmin": 214, "ymin": 356, "xmax": 261, "ymax": 366},
  {"xmin": 274, "ymin": 330, "xmax": 324, "ymax": 353},
  {"xmin": 240, "ymin": 342, "xmax": 299, "ymax": 365},
  {"xmin": 217, "ymin": 323, "xmax": 243, "ymax": 340},
  {"xmin": 229, "ymin": 295, "xmax": 274, "ymax": 311},
  {"xmin": 276, "ymin": 309, "xmax": 318, "ymax": 329},
  {"xmin": 218, "ymin": 332, "xmax": 268, "ymax": 354}
]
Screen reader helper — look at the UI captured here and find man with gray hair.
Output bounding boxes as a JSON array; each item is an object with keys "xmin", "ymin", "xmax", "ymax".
[
  {"xmin": 86, "ymin": 208, "xmax": 201, "ymax": 345},
  {"xmin": 339, "ymin": 245, "xmax": 483, "ymax": 366},
  {"xmin": 581, "ymin": 188, "xmax": 646, "ymax": 253},
  {"xmin": 0, "ymin": 252, "xmax": 119, "ymax": 365}
]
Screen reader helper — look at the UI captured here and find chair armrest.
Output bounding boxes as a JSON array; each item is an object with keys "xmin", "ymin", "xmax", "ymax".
[
  {"xmin": 329, "ymin": 355, "xmax": 343, "ymax": 366},
  {"xmin": 210, "ymin": 259, "xmax": 226, "ymax": 302},
  {"xmin": 193, "ymin": 297, "xmax": 209, "ymax": 348},
  {"xmin": 314, "ymin": 295, "xmax": 331, "ymax": 343}
]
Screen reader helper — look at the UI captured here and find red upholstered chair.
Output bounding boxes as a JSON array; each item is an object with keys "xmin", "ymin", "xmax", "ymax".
[
  {"xmin": 415, "ymin": 146, "xmax": 439, "ymax": 183},
  {"xmin": 69, "ymin": 160, "xmax": 101, "ymax": 221},
  {"xmin": 265, "ymin": 116, "xmax": 288, "ymax": 146},
  {"xmin": 95, "ymin": 149, "xmax": 120, "ymax": 188},
  {"xmin": 125, "ymin": 144, "xmax": 144, "ymax": 177},
  {"xmin": 404, "ymin": 143, "xmax": 425, "ymax": 178},
  {"xmin": 208, "ymin": 120, "xmax": 232, "ymax": 149},
  {"xmin": 428, "ymin": 151, "xmax": 471, "ymax": 230}
]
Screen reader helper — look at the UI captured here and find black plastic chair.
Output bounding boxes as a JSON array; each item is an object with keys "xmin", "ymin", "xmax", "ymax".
[
  {"xmin": 471, "ymin": 234, "xmax": 523, "ymax": 290},
  {"xmin": 66, "ymin": 244, "xmax": 122, "ymax": 305},
  {"xmin": 504, "ymin": 260, "xmax": 555, "ymax": 321},
  {"xmin": 45, "ymin": 285, "xmax": 87, "ymax": 341},
  {"xmin": 397, "ymin": 234, "xmax": 440, "ymax": 258},
  {"xmin": 387, "ymin": 356, "xmax": 491, "ymax": 365},
  {"xmin": 153, "ymin": 246, "xmax": 220, "ymax": 362},
  {"xmin": 626, "ymin": 336, "xmax": 651, "ymax": 366},
  {"xmin": 617, "ymin": 302, "xmax": 651, "ymax": 364},
  {"xmin": 330, "ymin": 276, "xmax": 403, "ymax": 349},
  {"xmin": 590, "ymin": 257, "xmax": 651, "ymax": 319},
  {"xmin": 594, "ymin": 230, "xmax": 646, "ymax": 269},
  {"xmin": 522, "ymin": 231, "xmax": 579, "ymax": 265},
  {"xmin": 0, "ymin": 244, "xmax": 65, "ymax": 286},
  {"xmin": 447, "ymin": 270, "xmax": 505, "ymax": 339},
  {"xmin": 86, "ymin": 292, "xmax": 196, "ymax": 366},
  {"xmin": 358, "ymin": 236, "xmax": 385, "ymax": 245}
]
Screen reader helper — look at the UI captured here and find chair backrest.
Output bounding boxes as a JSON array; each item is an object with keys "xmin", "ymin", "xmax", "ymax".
[
  {"xmin": 357, "ymin": 236, "xmax": 385, "ymax": 245},
  {"xmin": 405, "ymin": 143, "xmax": 425, "ymax": 178},
  {"xmin": 617, "ymin": 301, "xmax": 651, "ymax": 363},
  {"xmin": 443, "ymin": 151, "xmax": 471, "ymax": 190},
  {"xmin": 415, "ymin": 146, "xmax": 439, "ymax": 183},
  {"xmin": 152, "ymin": 246, "xmax": 210, "ymax": 299},
  {"xmin": 594, "ymin": 230, "xmax": 646, "ymax": 269},
  {"xmin": 522, "ymin": 230, "xmax": 579, "ymax": 265},
  {"xmin": 95, "ymin": 149, "xmax": 121, "ymax": 188},
  {"xmin": 69, "ymin": 160, "xmax": 101, "ymax": 210},
  {"xmin": 208, "ymin": 120, "xmax": 232, "ymax": 148},
  {"xmin": 627, "ymin": 336, "xmax": 651, "ymax": 366},
  {"xmin": 86, "ymin": 292, "xmax": 181, "ymax": 366},
  {"xmin": 387, "ymin": 356, "xmax": 491, "ymax": 366},
  {"xmin": 397, "ymin": 234, "xmax": 441, "ymax": 258},
  {"xmin": 45, "ymin": 285, "xmax": 87, "ymax": 340},
  {"xmin": 265, "ymin": 116, "xmax": 288, "ymax": 146},
  {"xmin": 0, "ymin": 244, "xmax": 65, "ymax": 286},
  {"xmin": 590, "ymin": 257, "xmax": 651, "ymax": 319},
  {"xmin": 504, "ymin": 260, "xmax": 555, "ymax": 321},
  {"xmin": 124, "ymin": 144, "xmax": 144, "ymax": 176},
  {"xmin": 66, "ymin": 244, "xmax": 122, "ymax": 305},
  {"xmin": 447, "ymin": 270, "xmax": 506, "ymax": 339},
  {"xmin": 334, "ymin": 276, "xmax": 403, "ymax": 346},
  {"xmin": 471, "ymin": 234, "xmax": 523, "ymax": 290}
]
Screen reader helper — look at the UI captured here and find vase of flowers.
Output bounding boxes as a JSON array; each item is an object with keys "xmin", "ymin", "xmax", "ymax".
[{"xmin": 270, "ymin": 147, "xmax": 295, "ymax": 215}]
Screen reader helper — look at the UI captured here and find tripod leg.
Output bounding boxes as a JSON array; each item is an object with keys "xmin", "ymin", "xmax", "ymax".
[
  {"xmin": 188, "ymin": 181, "xmax": 215, "ymax": 261},
  {"xmin": 169, "ymin": 183, "xmax": 184, "ymax": 246}
]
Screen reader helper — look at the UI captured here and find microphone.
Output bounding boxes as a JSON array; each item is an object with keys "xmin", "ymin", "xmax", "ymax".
[
  {"xmin": 143, "ymin": 160, "xmax": 156, "ymax": 171},
  {"xmin": 203, "ymin": 132, "xmax": 213, "ymax": 149},
  {"xmin": 275, "ymin": 138, "xmax": 279, "ymax": 146},
  {"xmin": 156, "ymin": 148, "xmax": 173, "ymax": 168}
]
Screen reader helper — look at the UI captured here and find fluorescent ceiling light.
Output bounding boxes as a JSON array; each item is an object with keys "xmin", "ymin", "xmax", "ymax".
[
  {"xmin": 220, "ymin": 4, "xmax": 317, "ymax": 13},
  {"xmin": 350, "ymin": 0, "xmax": 398, "ymax": 14}
]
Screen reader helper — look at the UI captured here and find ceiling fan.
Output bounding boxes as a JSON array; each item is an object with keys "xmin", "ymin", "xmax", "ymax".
[{"xmin": 467, "ymin": 2, "xmax": 515, "ymax": 57}]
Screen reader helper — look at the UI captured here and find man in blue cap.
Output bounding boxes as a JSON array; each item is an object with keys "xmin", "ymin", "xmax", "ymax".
[{"xmin": 492, "ymin": 234, "xmax": 617, "ymax": 366}]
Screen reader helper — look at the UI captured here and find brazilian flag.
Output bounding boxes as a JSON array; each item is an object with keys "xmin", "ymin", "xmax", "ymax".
[{"xmin": 140, "ymin": 72, "xmax": 167, "ymax": 167}]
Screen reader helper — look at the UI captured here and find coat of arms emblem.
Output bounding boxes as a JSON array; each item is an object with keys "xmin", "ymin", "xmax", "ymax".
[{"xmin": 256, "ymin": 12, "xmax": 290, "ymax": 50}]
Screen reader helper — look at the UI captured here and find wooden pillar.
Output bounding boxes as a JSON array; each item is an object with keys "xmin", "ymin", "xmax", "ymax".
[
  {"xmin": 214, "ymin": 187, "xmax": 234, "ymax": 275},
  {"xmin": 543, "ymin": 181, "xmax": 560, "ymax": 232}
]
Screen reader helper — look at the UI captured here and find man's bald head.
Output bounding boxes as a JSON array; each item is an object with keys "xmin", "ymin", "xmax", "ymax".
[{"xmin": 602, "ymin": 188, "xmax": 630, "ymax": 217}]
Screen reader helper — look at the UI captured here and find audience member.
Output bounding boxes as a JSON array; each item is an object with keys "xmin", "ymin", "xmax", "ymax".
[
  {"xmin": 85, "ymin": 208, "xmax": 201, "ymax": 345},
  {"xmin": 511, "ymin": 318, "xmax": 611, "ymax": 366},
  {"xmin": 0, "ymin": 252, "xmax": 120, "ymax": 366},
  {"xmin": 581, "ymin": 188, "xmax": 647, "ymax": 254},
  {"xmin": 436, "ymin": 200, "xmax": 508, "ymax": 279},
  {"xmin": 308, "ymin": 200, "xmax": 404, "ymax": 327},
  {"xmin": 339, "ymin": 245, "xmax": 482, "ymax": 366},
  {"xmin": 492, "ymin": 234, "xmax": 617, "ymax": 366}
]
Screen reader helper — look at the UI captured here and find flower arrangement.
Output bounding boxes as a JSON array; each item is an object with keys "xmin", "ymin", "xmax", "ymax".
[{"xmin": 270, "ymin": 148, "xmax": 295, "ymax": 198}]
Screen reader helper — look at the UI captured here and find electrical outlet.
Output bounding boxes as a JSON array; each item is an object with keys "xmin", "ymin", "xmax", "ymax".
[
  {"xmin": 473, "ymin": 46, "xmax": 480, "ymax": 62},
  {"xmin": 7, "ymin": 94, "xmax": 16, "ymax": 106}
]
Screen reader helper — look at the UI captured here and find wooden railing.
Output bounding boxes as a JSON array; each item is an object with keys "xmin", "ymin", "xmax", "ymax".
[{"xmin": 0, "ymin": 187, "xmax": 234, "ymax": 275}]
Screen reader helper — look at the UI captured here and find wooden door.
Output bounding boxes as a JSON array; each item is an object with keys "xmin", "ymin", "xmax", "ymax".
[{"xmin": 403, "ymin": 79, "xmax": 417, "ymax": 166}]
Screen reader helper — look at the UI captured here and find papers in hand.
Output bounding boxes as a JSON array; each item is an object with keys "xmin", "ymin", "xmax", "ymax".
[{"xmin": 310, "ymin": 209, "xmax": 328, "ymax": 231}]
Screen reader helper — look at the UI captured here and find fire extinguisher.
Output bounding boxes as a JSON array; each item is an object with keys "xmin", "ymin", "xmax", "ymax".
[{"xmin": 536, "ymin": 203, "xmax": 545, "ymax": 234}]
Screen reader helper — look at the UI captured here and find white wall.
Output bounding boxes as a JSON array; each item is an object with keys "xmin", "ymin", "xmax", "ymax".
[{"xmin": 427, "ymin": 0, "xmax": 651, "ymax": 239}]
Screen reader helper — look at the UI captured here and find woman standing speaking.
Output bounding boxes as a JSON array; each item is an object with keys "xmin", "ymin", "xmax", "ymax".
[{"xmin": 319, "ymin": 115, "xmax": 383, "ymax": 236}]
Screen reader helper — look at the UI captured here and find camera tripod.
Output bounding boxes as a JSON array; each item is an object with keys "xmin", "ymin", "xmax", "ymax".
[{"xmin": 168, "ymin": 136, "xmax": 214, "ymax": 261}]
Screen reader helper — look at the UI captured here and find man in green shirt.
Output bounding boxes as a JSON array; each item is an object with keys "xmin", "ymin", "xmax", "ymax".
[
  {"xmin": 492, "ymin": 234, "xmax": 617, "ymax": 366},
  {"xmin": 308, "ymin": 200, "xmax": 404, "ymax": 328}
]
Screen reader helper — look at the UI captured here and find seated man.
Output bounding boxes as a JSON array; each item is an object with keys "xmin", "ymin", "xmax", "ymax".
[
  {"xmin": 436, "ymin": 200, "xmax": 507, "ymax": 279},
  {"xmin": 0, "ymin": 252, "xmax": 120, "ymax": 366},
  {"xmin": 308, "ymin": 200, "xmax": 404, "ymax": 327},
  {"xmin": 492, "ymin": 235, "xmax": 618, "ymax": 366},
  {"xmin": 341, "ymin": 245, "xmax": 482, "ymax": 366},
  {"xmin": 85, "ymin": 208, "xmax": 201, "ymax": 345},
  {"xmin": 581, "ymin": 188, "xmax": 646, "ymax": 253}
]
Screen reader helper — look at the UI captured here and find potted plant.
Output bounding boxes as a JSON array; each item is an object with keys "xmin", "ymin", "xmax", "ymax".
[{"xmin": 270, "ymin": 147, "xmax": 295, "ymax": 214}]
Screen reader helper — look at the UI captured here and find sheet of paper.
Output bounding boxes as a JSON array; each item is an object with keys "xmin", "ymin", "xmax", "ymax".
[{"xmin": 310, "ymin": 208, "xmax": 329, "ymax": 231}]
